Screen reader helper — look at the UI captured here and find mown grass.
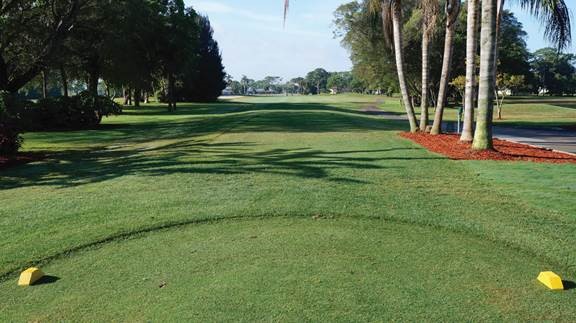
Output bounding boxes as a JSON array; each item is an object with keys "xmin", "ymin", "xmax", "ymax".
[
  {"xmin": 377, "ymin": 95, "xmax": 576, "ymax": 127},
  {"xmin": 1, "ymin": 217, "xmax": 574, "ymax": 321},
  {"xmin": 0, "ymin": 94, "xmax": 575, "ymax": 320}
]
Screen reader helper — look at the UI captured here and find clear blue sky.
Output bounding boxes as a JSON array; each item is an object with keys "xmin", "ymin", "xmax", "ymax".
[{"xmin": 186, "ymin": 0, "xmax": 575, "ymax": 82}]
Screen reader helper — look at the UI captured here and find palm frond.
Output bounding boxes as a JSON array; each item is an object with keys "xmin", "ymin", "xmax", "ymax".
[
  {"xmin": 283, "ymin": 0, "xmax": 289, "ymax": 27},
  {"xmin": 379, "ymin": 0, "xmax": 395, "ymax": 48},
  {"xmin": 514, "ymin": 0, "xmax": 572, "ymax": 50}
]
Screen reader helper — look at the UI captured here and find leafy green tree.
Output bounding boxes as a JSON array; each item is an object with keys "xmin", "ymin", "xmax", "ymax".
[
  {"xmin": 157, "ymin": 0, "xmax": 199, "ymax": 111},
  {"xmin": 306, "ymin": 68, "xmax": 330, "ymax": 94},
  {"xmin": 450, "ymin": 75, "xmax": 467, "ymax": 103},
  {"xmin": 531, "ymin": 48, "xmax": 576, "ymax": 96},
  {"xmin": 177, "ymin": 15, "xmax": 226, "ymax": 102},
  {"xmin": 228, "ymin": 80, "xmax": 243, "ymax": 95},
  {"xmin": 0, "ymin": 0, "xmax": 81, "ymax": 93},
  {"xmin": 290, "ymin": 77, "xmax": 306, "ymax": 94},
  {"xmin": 327, "ymin": 72, "xmax": 353, "ymax": 93},
  {"xmin": 495, "ymin": 73, "xmax": 525, "ymax": 119},
  {"xmin": 102, "ymin": 0, "xmax": 163, "ymax": 104}
]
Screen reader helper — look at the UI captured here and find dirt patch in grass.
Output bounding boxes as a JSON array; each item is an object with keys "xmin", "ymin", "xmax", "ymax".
[
  {"xmin": 400, "ymin": 132, "xmax": 576, "ymax": 164},
  {"xmin": 0, "ymin": 153, "xmax": 45, "ymax": 171}
]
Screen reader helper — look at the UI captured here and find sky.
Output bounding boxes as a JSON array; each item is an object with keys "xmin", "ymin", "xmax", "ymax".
[{"xmin": 186, "ymin": 0, "xmax": 576, "ymax": 82}]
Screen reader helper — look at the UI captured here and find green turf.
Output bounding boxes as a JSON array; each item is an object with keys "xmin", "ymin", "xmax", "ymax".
[
  {"xmin": 377, "ymin": 95, "xmax": 576, "ymax": 128},
  {"xmin": 1, "ymin": 217, "xmax": 574, "ymax": 321},
  {"xmin": 1, "ymin": 94, "xmax": 575, "ymax": 320}
]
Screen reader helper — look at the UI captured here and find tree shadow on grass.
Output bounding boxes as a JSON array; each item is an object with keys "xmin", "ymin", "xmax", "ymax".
[
  {"xmin": 2, "ymin": 101, "xmax": 439, "ymax": 190},
  {"xmin": 27, "ymin": 105, "xmax": 409, "ymax": 150},
  {"xmin": 1, "ymin": 138, "xmax": 437, "ymax": 189},
  {"xmin": 121, "ymin": 101, "xmax": 400, "ymax": 119}
]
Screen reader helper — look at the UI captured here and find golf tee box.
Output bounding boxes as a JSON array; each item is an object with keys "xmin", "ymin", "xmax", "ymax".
[
  {"xmin": 18, "ymin": 267, "xmax": 44, "ymax": 286},
  {"xmin": 537, "ymin": 271, "xmax": 564, "ymax": 290}
]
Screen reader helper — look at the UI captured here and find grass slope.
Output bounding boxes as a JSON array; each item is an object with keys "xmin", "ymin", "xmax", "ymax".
[{"xmin": 0, "ymin": 95, "xmax": 575, "ymax": 320}]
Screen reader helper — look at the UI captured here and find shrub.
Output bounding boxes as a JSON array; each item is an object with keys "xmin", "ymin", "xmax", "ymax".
[
  {"xmin": 0, "ymin": 92, "xmax": 23, "ymax": 156},
  {"xmin": 27, "ymin": 93, "xmax": 122, "ymax": 130}
]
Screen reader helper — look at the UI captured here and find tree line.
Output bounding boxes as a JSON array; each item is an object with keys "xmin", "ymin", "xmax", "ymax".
[
  {"xmin": 287, "ymin": 0, "xmax": 572, "ymax": 150},
  {"xmin": 1, "ymin": 0, "xmax": 225, "ymax": 105},
  {"xmin": 226, "ymin": 69, "xmax": 379, "ymax": 96},
  {"xmin": 1, "ymin": 0, "xmax": 226, "ymax": 155}
]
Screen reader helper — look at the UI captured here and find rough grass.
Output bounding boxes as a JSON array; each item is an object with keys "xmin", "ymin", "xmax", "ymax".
[{"xmin": 0, "ymin": 94, "xmax": 575, "ymax": 320}]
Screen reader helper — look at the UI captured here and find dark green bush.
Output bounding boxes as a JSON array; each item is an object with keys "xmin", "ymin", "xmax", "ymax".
[
  {"xmin": 0, "ymin": 92, "xmax": 22, "ymax": 156},
  {"xmin": 26, "ymin": 92, "xmax": 122, "ymax": 130}
]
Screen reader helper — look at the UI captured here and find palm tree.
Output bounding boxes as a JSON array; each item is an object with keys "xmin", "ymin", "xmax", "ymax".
[
  {"xmin": 419, "ymin": 0, "xmax": 439, "ymax": 132},
  {"xmin": 381, "ymin": 0, "xmax": 419, "ymax": 132},
  {"xmin": 472, "ymin": 0, "xmax": 572, "ymax": 150},
  {"xmin": 430, "ymin": 0, "xmax": 461, "ymax": 135},
  {"xmin": 284, "ymin": 0, "xmax": 419, "ymax": 132},
  {"xmin": 472, "ymin": 0, "xmax": 498, "ymax": 150},
  {"xmin": 460, "ymin": 0, "xmax": 480, "ymax": 142}
]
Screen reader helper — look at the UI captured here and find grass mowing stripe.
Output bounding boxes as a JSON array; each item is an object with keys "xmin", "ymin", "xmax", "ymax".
[{"xmin": 1, "ymin": 95, "xmax": 575, "ymax": 288}]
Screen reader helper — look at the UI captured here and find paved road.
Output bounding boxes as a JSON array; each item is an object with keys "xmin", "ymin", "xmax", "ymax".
[
  {"xmin": 493, "ymin": 126, "xmax": 576, "ymax": 154},
  {"xmin": 362, "ymin": 107, "xmax": 576, "ymax": 154}
]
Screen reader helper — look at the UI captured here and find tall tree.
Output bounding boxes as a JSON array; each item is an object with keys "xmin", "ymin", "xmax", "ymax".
[
  {"xmin": 472, "ymin": 0, "xmax": 498, "ymax": 150},
  {"xmin": 306, "ymin": 68, "xmax": 330, "ymax": 94},
  {"xmin": 0, "ymin": 0, "xmax": 81, "ymax": 93},
  {"xmin": 178, "ymin": 15, "xmax": 226, "ymax": 102},
  {"xmin": 158, "ymin": 0, "xmax": 199, "ymax": 111},
  {"xmin": 419, "ymin": 0, "xmax": 439, "ymax": 131},
  {"xmin": 430, "ymin": 0, "xmax": 461, "ymax": 135},
  {"xmin": 460, "ymin": 0, "xmax": 480, "ymax": 142},
  {"xmin": 472, "ymin": 0, "xmax": 572, "ymax": 149},
  {"xmin": 379, "ymin": 0, "xmax": 419, "ymax": 132},
  {"xmin": 531, "ymin": 48, "xmax": 576, "ymax": 95}
]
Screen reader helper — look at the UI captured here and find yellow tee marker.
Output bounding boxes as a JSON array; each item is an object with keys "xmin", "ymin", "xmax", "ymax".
[
  {"xmin": 18, "ymin": 267, "xmax": 44, "ymax": 286},
  {"xmin": 537, "ymin": 271, "xmax": 564, "ymax": 290}
]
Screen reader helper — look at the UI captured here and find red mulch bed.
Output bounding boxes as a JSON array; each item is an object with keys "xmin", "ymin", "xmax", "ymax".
[
  {"xmin": 0, "ymin": 153, "xmax": 45, "ymax": 171},
  {"xmin": 400, "ymin": 132, "xmax": 576, "ymax": 164}
]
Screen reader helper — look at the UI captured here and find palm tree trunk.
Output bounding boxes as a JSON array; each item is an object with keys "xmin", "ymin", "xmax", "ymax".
[
  {"xmin": 431, "ymin": 0, "xmax": 461, "ymax": 135},
  {"xmin": 460, "ymin": 0, "xmax": 479, "ymax": 142},
  {"xmin": 472, "ymin": 0, "xmax": 498, "ymax": 150},
  {"xmin": 389, "ymin": 2, "xmax": 419, "ymax": 132},
  {"xmin": 420, "ymin": 33, "xmax": 431, "ymax": 131}
]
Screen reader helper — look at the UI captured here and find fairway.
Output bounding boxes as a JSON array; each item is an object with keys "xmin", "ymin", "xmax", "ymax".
[{"xmin": 1, "ymin": 95, "xmax": 575, "ymax": 320}]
